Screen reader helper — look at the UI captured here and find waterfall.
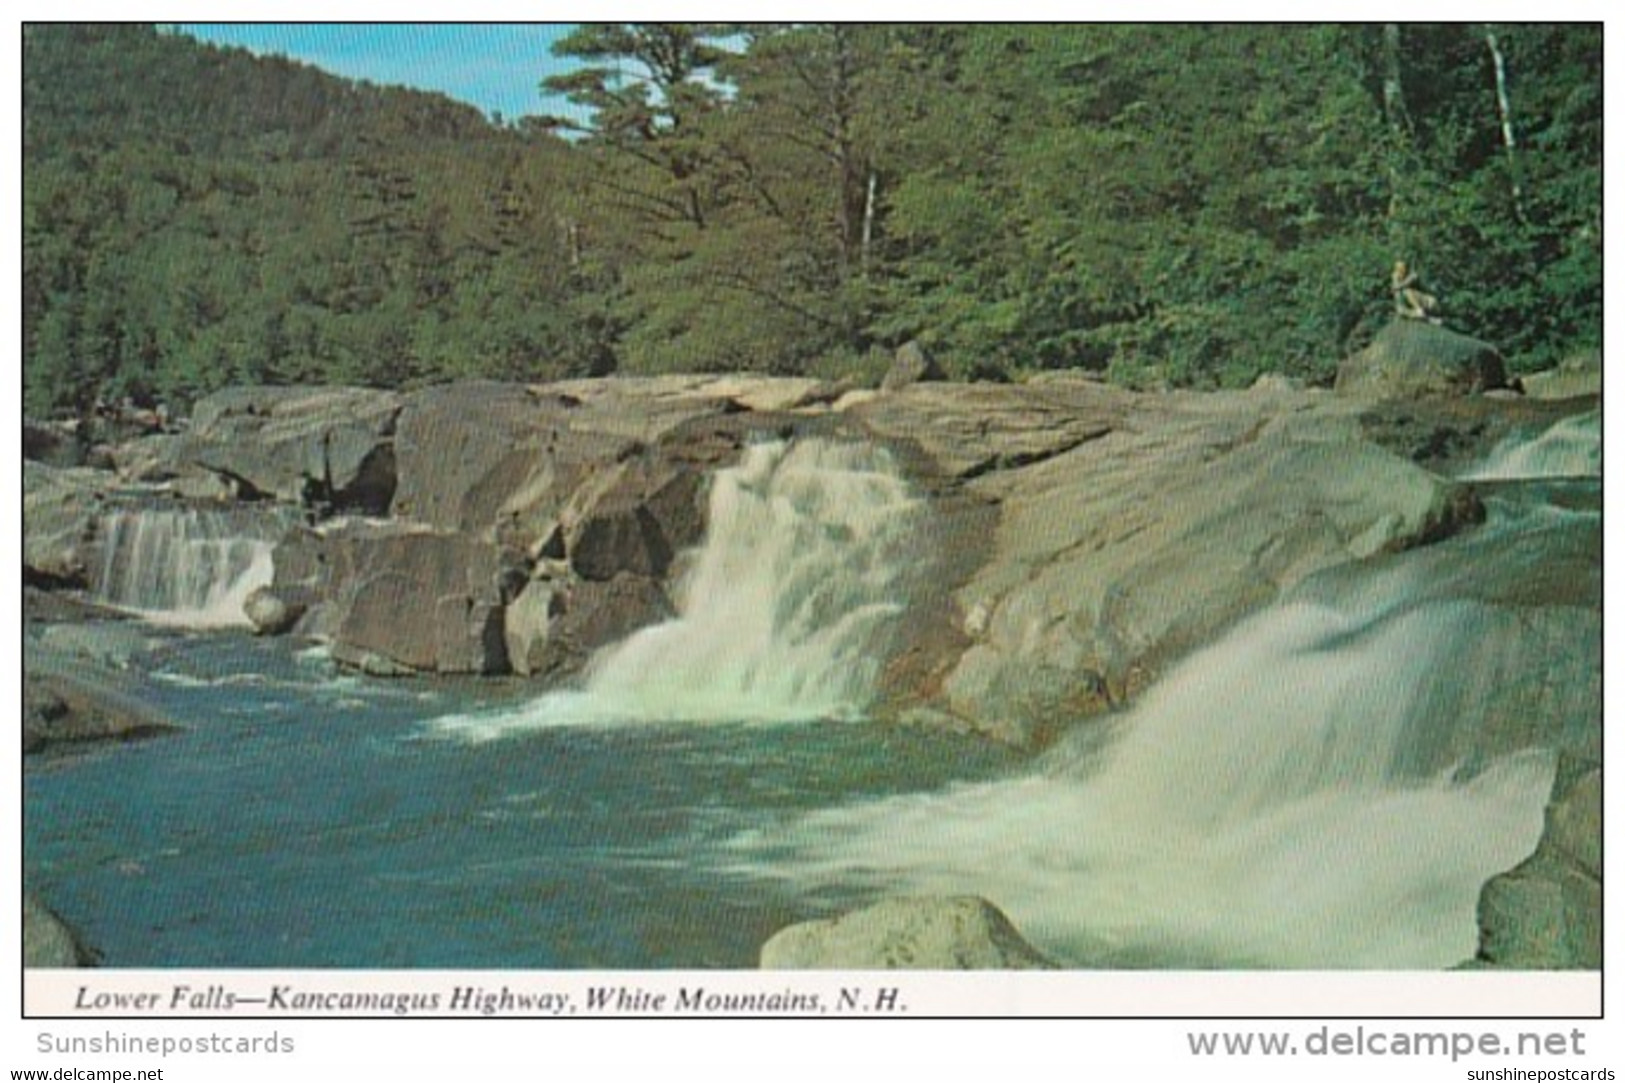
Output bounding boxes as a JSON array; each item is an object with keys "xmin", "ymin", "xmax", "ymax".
[
  {"xmin": 1464, "ymin": 409, "xmax": 1600, "ymax": 481},
  {"xmin": 435, "ymin": 438, "xmax": 928, "ymax": 737},
  {"xmin": 94, "ymin": 506, "xmax": 291, "ymax": 628},
  {"xmin": 733, "ymin": 501, "xmax": 1586, "ymax": 969}
]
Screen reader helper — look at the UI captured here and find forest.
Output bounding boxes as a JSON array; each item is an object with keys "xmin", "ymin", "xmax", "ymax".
[{"xmin": 22, "ymin": 23, "xmax": 1602, "ymax": 418}]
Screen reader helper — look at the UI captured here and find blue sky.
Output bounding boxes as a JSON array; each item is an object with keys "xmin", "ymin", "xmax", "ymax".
[{"xmin": 177, "ymin": 24, "xmax": 585, "ymax": 123}]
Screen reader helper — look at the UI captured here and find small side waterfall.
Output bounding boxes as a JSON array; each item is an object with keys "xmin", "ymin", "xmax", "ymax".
[
  {"xmin": 435, "ymin": 438, "xmax": 929, "ymax": 737},
  {"xmin": 94, "ymin": 505, "xmax": 292, "ymax": 628}
]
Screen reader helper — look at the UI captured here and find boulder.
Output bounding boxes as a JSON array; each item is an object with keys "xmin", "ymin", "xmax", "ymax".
[
  {"xmin": 880, "ymin": 340, "xmax": 945, "ymax": 392},
  {"xmin": 243, "ymin": 586, "xmax": 304, "ymax": 636},
  {"xmin": 519, "ymin": 573, "xmax": 675, "ymax": 681},
  {"xmin": 169, "ymin": 467, "xmax": 244, "ymax": 503},
  {"xmin": 298, "ymin": 525, "xmax": 514, "ymax": 676},
  {"xmin": 24, "ymin": 419, "xmax": 86, "ymax": 467},
  {"xmin": 879, "ymin": 390, "xmax": 1484, "ymax": 746},
  {"xmin": 503, "ymin": 575, "xmax": 567, "ymax": 678},
  {"xmin": 35, "ymin": 622, "xmax": 156, "ymax": 670},
  {"xmin": 1521, "ymin": 351, "xmax": 1601, "ymax": 401},
  {"xmin": 23, "ymin": 585, "xmax": 123, "ymax": 624},
  {"xmin": 760, "ymin": 896, "xmax": 1054, "ymax": 970},
  {"xmin": 174, "ymin": 385, "xmax": 401, "ymax": 513},
  {"xmin": 390, "ymin": 380, "xmax": 732, "ymax": 552},
  {"xmin": 848, "ymin": 379, "xmax": 1129, "ymax": 481},
  {"xmin": 1336, "ymin": 320, "xmax": 1507, "ymax": 400},
  {"xmin": 109, "ymin": 434, "xmax": 185, "ymax": 483},
  {"xmin": 1474, "ymin": 760, "xmax": 1601, "ymax": 969},
  {"xmin": 23, "ymin": 642, "xmax": 181, "ymax": 753},
  {"xmin": 391, "ymin": 381, "xmax": 611, "ymax": 548},
  {"xmin": 268, "ymin": 380, "xmax": 833, "ymax": 673},
  {"xmin": 23, "ymin": 461, "xmax": 109, "ymax": 587},
  {"xmin": 546, "ymin": 374, "xmax": 798, "ymax": 441},
  {"xmin": 562, "ymin": 457, "xmax": 707, "ymax": 582},
  {"xmin": 23, "ymin": 894, "xmax": 94, "ymax": 967}
]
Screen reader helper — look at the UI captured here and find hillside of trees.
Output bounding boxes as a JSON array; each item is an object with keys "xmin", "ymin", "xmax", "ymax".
[{"xmin": 23, "ymin": 23, "xmax": 1602, "ymax": 417}]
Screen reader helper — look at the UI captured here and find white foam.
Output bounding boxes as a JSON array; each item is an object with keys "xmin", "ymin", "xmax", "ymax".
[{"xmin": 430, "ymin": 438, "xmax": 928, "ymax": 739}]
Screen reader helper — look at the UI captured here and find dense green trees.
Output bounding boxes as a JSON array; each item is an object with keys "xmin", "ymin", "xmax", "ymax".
[
  {"xmin": 23, "ymin": 24, "xmax": 604, "ymax": 416},
  {"xmin": 22, "ymin": 23, "xmax": 1601, "ymax": 417}
]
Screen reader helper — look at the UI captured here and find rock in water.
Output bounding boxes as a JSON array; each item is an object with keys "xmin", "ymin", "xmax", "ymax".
[
  {"xmin": 1336, "ymin": 320, "xmax": 1507, "ymax": 399},
  {"xmin": 502, "ymin": 576, "xmax": 565, "ymax": 678},
  {"xmin": 23, "ymin": 461, "xmax": 108, "ymax": 587},
  {"xmin": 323, "ymin": 527, "xmax": 512, "ymax": 675},
  {"xmin": 1474, "ymin": 758, "xmax": 1601, "ymax": 969},
  {"xmin": 23, "ymin": 651, "xmax": 181, "ymax": 753},
  {"xmin": 175, "ymin": 386, "xmax": 401, "ymax": 513},
  {"xmin": 881, "ymin": 340, "xmax": 945, "ymax": 391},
  {"xmin": 243, "ymin": 586, "xmax": 303, "ymax": 636},
  {"xmin": 760, "ymin": 896, "xmax": 1054, "ymax": 970},
  {"xmin": 23, "ymin": 894, "xmax": 94, "ymax": 967}
]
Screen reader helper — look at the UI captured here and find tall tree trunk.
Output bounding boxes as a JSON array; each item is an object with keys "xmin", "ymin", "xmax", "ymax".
[
  {"xmin": 1381, "ymin": 23, "xmax": 1411, "ymax": 231},
  {"xmin": 1484, "ymin": 26, "xmax": 1529, "ymax": 224},
  {"xmin": 861, "ymin": 168, "xmax": 877, "ymax": 274},
  {"xmin": 832, "ymin": 24, "xmax": 866, "ymax": 283},
  {"xmin": 1381, "ymin": 24, "xmax": 1409, "ymax": 137}
]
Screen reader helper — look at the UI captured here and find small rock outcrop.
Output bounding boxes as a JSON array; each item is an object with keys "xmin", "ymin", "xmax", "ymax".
[
  {"xmin": 24, "ymin": 419, "xmax": 86, "ymax": 467},
  {"xmin": 275, "ymin": 522, "xmax": 515, "ymax": 675},
  {"xmin": 1474, "ymin": 758, "xmax": 1601, "ymax": 969},
  {"xmin": 760, "ymin": 896, "xmax": 1054, "ymax": 970},
  {"xmin": 243, "ymin": 586, "xmax": 304, "ymax": 636},
  {"xmin": 880, "ymin": 340, "xmax": 945, "ymax": 392},
  {"xmin": 24, "ymin": 894, "xmax": 95, "ymax": 967},
  {"xmin": 1521, "ymin": 351, "xmax": 1601, "ymax": 401},
  {"xmin": 1336, "ymin": 320, "xmax": 1508, "ymax": 399},
  {"xmin": 171, "ymin": 385, "xmax": 402, "ymax": 513},
  {"xmin": 24, "ymin": 644, "xmax": 180, "ymax": 753},
  {"xmin": 23, "ymin": 461, "xmax": 109, "ymax": 587}
]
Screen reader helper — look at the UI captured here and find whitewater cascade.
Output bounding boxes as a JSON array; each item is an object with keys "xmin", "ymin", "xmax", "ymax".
[
  {"xmin": 1463, "ymin": 409, "xmax": 1601, "ymax": 481},
  {"xmin": 733, "ymin": 434, "xmax": 1597, "ymax": 968},
  {"xmin": 94, "ymin": 505, "xmax": 292, "ymax": 628},
  {"xmin": 436, "ymin": 437, "xmax": 929, "ymax": 737},
  {"xmin": 740, "ymin": 579, "xmax": 1558, "ymax": 967}
]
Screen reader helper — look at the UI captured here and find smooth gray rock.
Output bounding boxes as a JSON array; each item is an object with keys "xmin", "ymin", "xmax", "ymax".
[
  {"xmin": 24, "ymin": 894, "xmax": 94, "ymax": 967},
  {"xmin": 23, "ymin": 461, "xmax": 109, "ymax": 587},
  {"xmin": 24, "ymin": 419, "xmax": 86, "ymax": 467},
  {"xmin": 503, "ymin": 576, "xmax": 566, "ymax": 678},
  {"xmin": 898, "ymin": 389, "xmax": 1483, "ymax": 745},
  {"xmin": 35, "ymin": 623, "xmax": 155, "ymax": 670},
  {"xmin": 1474, "ymin": 761, "xmax": 1601, "ymax": 969},
  {"xmin": 176, "ymin": 385, "xmax": 401, "ymax": 512},
  {"xmin": 243, "ymin": 586, "xmax": 304, "ymax": 636},
  {"xmin": 314, "ymin": 526, "xmax": 513, "ymax": 675},
  {"xmin": 1521, "ymin": 351, "xmax": 1601, "ymax": 401},
  {"xmin": 848, "ymin": 379, "xmax": 1127, "ymax": 481},
  {"xmin": 1336, "ymin": 320, "xmax": 1508, "ymax": 400},
  {"xmin": 522, "ymin": 573, "xmax": 675, "ymax": 681},
  {"xmin": 24, "ymin": 641, "xmax": 180, "ymax": 753},
  {"xmin": 561, "ymin": 458, "xmax": 706, "ymax": 582},
  {"xmin": 880, "ymin": 340, "xmax": 945, "ymax": 392},
  {"xmin": 761, "ymin": 896, "xmax": 1054, "ymax": 970},
  {"xmin": 389, "ymin": 380, "xmax": 727, "ymax": 553},
  {"xmin": 275, "ymin": 520, "xmax": 517, "ymax": 675}
]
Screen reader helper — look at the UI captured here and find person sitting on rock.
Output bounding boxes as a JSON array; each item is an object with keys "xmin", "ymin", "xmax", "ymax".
[{"xmin": 1391, "ymin": 260, "xmax": 1442, "ymax": 324}]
